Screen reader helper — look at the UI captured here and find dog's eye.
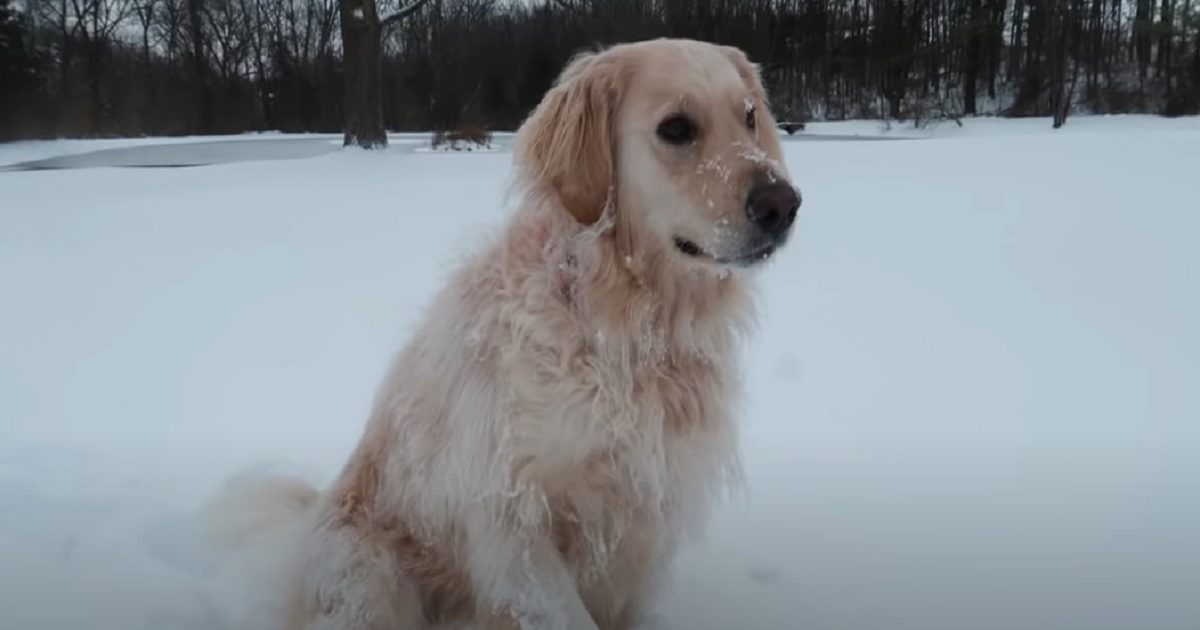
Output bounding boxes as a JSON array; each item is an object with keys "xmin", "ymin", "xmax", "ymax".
[
  {"xmin": 745, "ymin": 106, "xmax": 756, "ymax": 131},
  {"xmin": 656, "ymin": 115, "xmax": 697, "ymax": 145}
]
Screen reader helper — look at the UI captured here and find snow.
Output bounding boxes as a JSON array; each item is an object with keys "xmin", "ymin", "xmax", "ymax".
[
  {"xmin": 789, "ymin": 112, "xmax": 1200, "ymax": 139},
  {"xmin": 0, "ymin": 132, "xmax": 462, "ymax": 168},
  {"xmin": 2, "ymin": 115, "xmax": 1198, "ymax": 630}
]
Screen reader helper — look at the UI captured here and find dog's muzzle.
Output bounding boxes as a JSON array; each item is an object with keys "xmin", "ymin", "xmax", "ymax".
[{"xmin": 744, "ymin": 181, "xmax": 801, "ymax": 241}]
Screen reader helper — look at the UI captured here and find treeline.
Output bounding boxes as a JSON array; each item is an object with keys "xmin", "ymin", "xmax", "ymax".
[{"xmin": 1, "ymin": 0, "xmax": 1199, "ymax": 140}]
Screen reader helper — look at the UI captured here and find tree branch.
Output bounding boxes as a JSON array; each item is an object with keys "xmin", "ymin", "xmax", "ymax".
[{"xmin": 380, "ymin": 0, "xmax": 434, "ymax": 28}]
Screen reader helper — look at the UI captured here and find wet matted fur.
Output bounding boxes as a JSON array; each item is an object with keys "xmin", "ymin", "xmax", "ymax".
[{"xmin": 202, "ymin": 37, "xmax": 802, "ymax": 630}]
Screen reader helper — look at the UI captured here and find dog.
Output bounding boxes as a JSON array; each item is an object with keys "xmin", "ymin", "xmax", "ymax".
[{"xmin": 202, "ymin": 37, "xmax": 801, "ymax": 630}]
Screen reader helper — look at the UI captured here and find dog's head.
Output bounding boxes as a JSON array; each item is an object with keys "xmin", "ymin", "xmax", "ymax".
[{"xmin": 513, "ymin": 38, "xmax": 800, "ymax": 270}]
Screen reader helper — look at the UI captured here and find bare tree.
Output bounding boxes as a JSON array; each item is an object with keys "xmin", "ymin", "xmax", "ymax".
[{"xmin": 338, "ymin": 0, "xmax": 432, "ymax": 148}]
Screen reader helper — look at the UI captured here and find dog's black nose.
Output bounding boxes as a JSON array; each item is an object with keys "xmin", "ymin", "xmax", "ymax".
[{"xmin": 744, "ymin": 182, "xmax": 800, "ymax": 237}]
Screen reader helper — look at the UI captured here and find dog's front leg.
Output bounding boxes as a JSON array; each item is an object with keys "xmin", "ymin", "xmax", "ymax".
[{"xmin": 465, "ymin": 507, "xmax": 599, "ymax": 630}]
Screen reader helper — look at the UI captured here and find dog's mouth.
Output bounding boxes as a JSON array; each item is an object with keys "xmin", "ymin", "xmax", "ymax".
[{"xmin": 674, "ymin": 237, "xmax": 778, "ymax": 267}]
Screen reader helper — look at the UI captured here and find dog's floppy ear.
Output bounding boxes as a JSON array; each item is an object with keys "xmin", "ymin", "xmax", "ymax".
[
  {"xmin": 720, "ymin": 45, "xmax": 786, "ymax": 167},
  {"xmin": 513, "ymin": 49, "xmax": 627, "ymax": 225},
  {"xmin": 719, "ymin": 45, "xmax": 769, "ymax": 106}
]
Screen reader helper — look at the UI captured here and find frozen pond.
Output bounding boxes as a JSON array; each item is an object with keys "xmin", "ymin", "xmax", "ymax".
[{"xmin": 1, "ymin": 131, "xmax": 905, "ymax": 172}]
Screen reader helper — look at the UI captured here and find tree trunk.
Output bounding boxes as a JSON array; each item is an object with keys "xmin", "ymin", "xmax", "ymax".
[
  {"xmin": 1134, "ymin": 0, "xmax": 1152, "ymax": 81},
  {"xmin": 86, "ymin": 39, "xmax": 104, "ymax": 133},
  {"xmin": 186, "ymin": 0, "xmax": 213, "ymax": 133},
  {"xmin": 339, "ymin": 0, "xmax": 387, "ymax": 148},
  {"xmin": 1050, "ymin": 1, "xmax": 1077, "ymax": 128},
  {"xmin": 964, "ymin": 0, "xmax": 983, "ymax": 115}
]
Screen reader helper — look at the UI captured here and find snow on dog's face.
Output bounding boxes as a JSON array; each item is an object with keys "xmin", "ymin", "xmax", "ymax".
[{"xmin": 513, "ymin": 38, "xmax": 801, "ymax": 271}]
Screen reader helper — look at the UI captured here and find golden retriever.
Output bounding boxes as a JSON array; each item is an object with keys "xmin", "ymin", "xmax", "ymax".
[{"xmin": 202, "ymin": 37, "xmax": 801, "ymax": 630}]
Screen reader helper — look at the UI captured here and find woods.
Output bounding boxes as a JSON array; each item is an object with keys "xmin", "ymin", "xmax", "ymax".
[{"xmin": 1, "ymin": 0, "xmax": 1198, "ymax": 141}]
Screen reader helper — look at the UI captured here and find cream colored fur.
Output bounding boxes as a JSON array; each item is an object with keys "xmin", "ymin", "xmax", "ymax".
[{"xmin": 201, "ymin": 37, "xmax": 800, "ymax": 630}]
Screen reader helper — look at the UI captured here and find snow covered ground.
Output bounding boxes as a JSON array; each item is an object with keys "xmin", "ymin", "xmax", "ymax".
[{"xmin": 1, "ymin": 114, "xmax": 1198, "ymax": 630}]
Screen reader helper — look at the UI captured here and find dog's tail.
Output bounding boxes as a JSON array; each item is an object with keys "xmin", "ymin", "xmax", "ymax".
[
  {"xmin": 199, "ymin": 472, "xmax": 321, "ymax": 627},
  {"xmin": 202, "ymin": 472, "xmax": 320, "ymax": 553}
]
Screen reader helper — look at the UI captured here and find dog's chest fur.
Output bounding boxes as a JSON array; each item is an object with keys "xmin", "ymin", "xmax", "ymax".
[
  {"xmin": 498, "ymin": 294, "xmax": 742, "ymax": 589},
  {"xmin": 394, "ymin": 217, "xmax": 750, "ymax": 617}
]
